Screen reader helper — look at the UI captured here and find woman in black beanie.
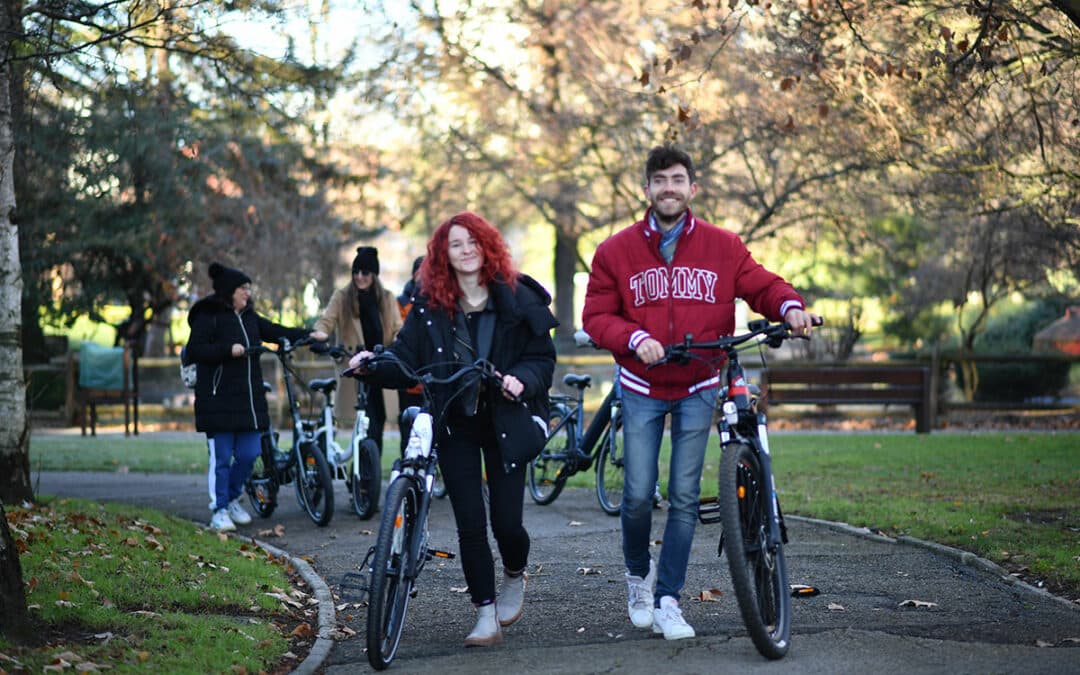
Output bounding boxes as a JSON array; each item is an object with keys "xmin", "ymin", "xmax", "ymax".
[
  {"xmin": 314, "ymin": 246, "xmax": 402, "ymax": 455},
  {"xmin": 185, "ymin": 262, "xmax": 326, "ymax": 531}
]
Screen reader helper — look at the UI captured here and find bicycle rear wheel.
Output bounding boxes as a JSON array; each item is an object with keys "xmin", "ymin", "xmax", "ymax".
[
  {"xmin": 366, "ymin": 476, "xmax": 420, "ymax": 670},
  {"xmin": 351, "ymin": 439, "xmax": 382, "ymax": 519},
  {"xmin": 245, "ymin": 432, "xmax": 279, "ymax": 518},
  {"xmin": 595, "ymin": 409, "xmax": 624, "ymax": 516},
  {"xmin": 295, "ymin": 441, "xmax": 335, "ymax": 526},
  {"xmin": 527, "ymin": 412, "xmax": 574, "ymax": 505},
  {"xmin": 719, "ymin": 442, "xmax": 791, "ymax": 659}
]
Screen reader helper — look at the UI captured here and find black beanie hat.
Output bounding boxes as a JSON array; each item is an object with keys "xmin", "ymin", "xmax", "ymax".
[
  {"xmin": 352, "ymin": 246, "xmax": 380, "ymax": 275},
  {"xmin": 209, "ymin": 262, "xmax": 252, "ymax": 298}
]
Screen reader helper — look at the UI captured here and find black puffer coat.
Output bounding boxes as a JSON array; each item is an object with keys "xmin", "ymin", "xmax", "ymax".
[
  {"xmin": 186, "ymin": 295, "xmax": 309, "ymax": 433},
  {"xmin": 366, "ymin": 274, "xmax": 558, "ymax": 472}
]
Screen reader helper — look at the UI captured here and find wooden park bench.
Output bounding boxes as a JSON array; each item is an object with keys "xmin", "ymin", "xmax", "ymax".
[{"xmin": 759, "ymin": 365, "xmax": 934, "ymax": 433}]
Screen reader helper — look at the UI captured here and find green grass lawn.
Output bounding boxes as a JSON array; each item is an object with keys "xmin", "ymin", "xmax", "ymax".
[
  {"xmin": 2, "ymin": 498, "xmax": 302, "ymax": 673},
  {"xmin": 28, "ymin": 429, "xmax": 1080, "ymax": 600}
]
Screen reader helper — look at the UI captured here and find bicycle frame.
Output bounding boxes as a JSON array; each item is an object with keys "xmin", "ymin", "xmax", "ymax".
[
  {"xmin": 547, "ymin": 384, "xmax": 618, "ymax": 468},
  {"xmin": 714, "ymin": 348, "xmax": 785, "ymax": 551}
]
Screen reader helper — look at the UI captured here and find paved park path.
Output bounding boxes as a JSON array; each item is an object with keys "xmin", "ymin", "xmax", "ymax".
[{"xmin": 34, "ymin": 430, "xmax": 1080, "ymax": 675}]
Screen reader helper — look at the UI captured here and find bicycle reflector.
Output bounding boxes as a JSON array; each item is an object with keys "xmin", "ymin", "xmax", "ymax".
[{"xmin": 790, "ymin": 584, "xmax": 820, "ymax": 598}]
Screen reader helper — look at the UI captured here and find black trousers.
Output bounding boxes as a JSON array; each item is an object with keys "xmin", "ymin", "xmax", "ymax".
[
  {"xmin": 365, "ymin": 388, "xmax": 386, "ymax": 454},
  {"xmin": 437, "ymin": 416, "xmax": 529, "ymax": 606}
]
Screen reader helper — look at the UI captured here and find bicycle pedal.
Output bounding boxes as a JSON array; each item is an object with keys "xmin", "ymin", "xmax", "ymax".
[
  {"xmin": 338, "ymin": 571, "xmax": 370, "ymax": 603},
  {"xmin": 426, "ymin": 548, "xmax": 455, "ymax": 560},
  {"xmin": 791, "ymin": 584, "xmax": 820, "ymax": 598},
  {"xmin": 697, "ymin": 497, "xmax": 722, "ymax": 524}
]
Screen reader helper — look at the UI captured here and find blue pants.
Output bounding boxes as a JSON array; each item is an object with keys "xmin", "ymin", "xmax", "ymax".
[
  {"xmin": 207, "ymin": 431, "xmax": 262, "ymax": 512},
  {"xmin": 620, "ymin": 387, "xmax": 717, "ymax": 602}
]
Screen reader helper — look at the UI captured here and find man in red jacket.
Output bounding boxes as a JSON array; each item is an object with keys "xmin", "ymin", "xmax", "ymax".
[{"xmin": 582, "ymin": 146, "xmax": 819, "ymax": 640}]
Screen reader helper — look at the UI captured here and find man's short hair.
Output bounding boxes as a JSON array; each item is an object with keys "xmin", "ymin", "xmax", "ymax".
[{"xmin": 645, "ymin": 146, "xmax": 695, "ymax": 184}]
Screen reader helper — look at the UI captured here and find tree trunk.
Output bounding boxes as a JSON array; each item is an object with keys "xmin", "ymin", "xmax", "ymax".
[
  {"xmin": 1, "ymin": 0, "xmax": 33, "ymax": 507},
  {"xmin": 0, "ymin": 501, "xmax": 29, "ymax": 635},
  {"xmin": 553, "ymin": 226, "xmax": 579, "ymax": 351}
]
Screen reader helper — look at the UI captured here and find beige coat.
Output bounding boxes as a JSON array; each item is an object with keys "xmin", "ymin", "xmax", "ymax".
[{"xmin": 314, "ymin": 281, "xmax": 402, "ymax": 421}]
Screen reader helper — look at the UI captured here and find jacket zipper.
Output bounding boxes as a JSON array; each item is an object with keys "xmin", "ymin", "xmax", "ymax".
[{"xmin": 235, "ymin": 311, "xmax": 258, "ymax": 428}]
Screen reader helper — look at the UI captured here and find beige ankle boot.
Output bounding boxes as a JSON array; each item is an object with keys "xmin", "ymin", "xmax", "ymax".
[
  {"xmin": 464, "ymin": 603, "xmax": 502, "ymax": 647},
  {"xmin": 496, "ymin": 570, "xmax": 527, "ymax": 626}
]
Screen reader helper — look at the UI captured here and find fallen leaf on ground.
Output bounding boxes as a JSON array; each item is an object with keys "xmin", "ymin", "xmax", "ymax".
[
  {"xmin": 827, "ymin": 602, "xmax": 845, "ymax": 611},
  {"xmin": 695, "ymin": 588, "xmax": 722, "ymax": 602},
  {"xmin": 577, "ymin": 567, "xmax": 600, "ymax": 575},
  {"xmin": 450, "ymin": 586, "xmax": 468, "ymax": 593},
  {"xmin": 898, "ymin": 599, "xmax": 938, "ymax": 608},
  {"xmin": 291, "ymin": 623, "xmax": 314, "ymax": 638},
  {"xmin": 568, "ymin": 520, "xmax": 583, "ymax": 527}
]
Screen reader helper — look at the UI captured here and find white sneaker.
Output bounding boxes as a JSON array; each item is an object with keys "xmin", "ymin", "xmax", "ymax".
[
  {"xmin": 626, "ymin": 559, "xmax": 657, "ymax": 628},
  {"xmin": 652, "ymin": 595, "xmax": 695, "ymax": 640},
  {"xmin": 227, "ymin": 498, "xmax": 252, "ymax": 525},
  {"xmin": 210, "ymin": 509, "xmax": 236, "ymax": 532}
]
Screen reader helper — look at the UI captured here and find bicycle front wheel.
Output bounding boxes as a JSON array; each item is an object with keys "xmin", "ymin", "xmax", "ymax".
[
  {"xmin": 527, "ymin": 413, "xmax": 574, "ymax": 505},
  {"xmin": 595, "ymin": 408, "xmax": 624, "ymax": 516},
  {"xmin": 367, "ymin": 476, "xmax": 420, "ymax": 670},
  {"xmin": 295, "ymin": 441, "xmax": 335, "ymax": 526},
  {"xmin": 719, "ymin": 442, "xmax": 791, "ymax": 659},
  {"xmin": 351, "ymin": 439, "xmax": 382, "ymax": 519}
]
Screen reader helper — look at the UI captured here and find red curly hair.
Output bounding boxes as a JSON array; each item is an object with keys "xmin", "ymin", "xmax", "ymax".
[{"xmin": 420, "ymin": 212, "xmax": 518, "ymax": 314}]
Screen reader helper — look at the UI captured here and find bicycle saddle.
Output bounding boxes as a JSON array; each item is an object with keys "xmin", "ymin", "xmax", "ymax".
[
  {"xmin": 562, "ymin": 373, "xmax": 592, "ymax": 390},
  {"xmin": 308, "ymin": 378, "xmax": 338, "ymax": 394}
]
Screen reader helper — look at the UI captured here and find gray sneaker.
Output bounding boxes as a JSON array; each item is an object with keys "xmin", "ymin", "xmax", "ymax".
[
  {"xmin": 625, "ymin": 559, "xmax": 657, "ymax": 628},
  {"xmin": 652, "ymin": 595, "xmax": 695, "ymax": 640}
]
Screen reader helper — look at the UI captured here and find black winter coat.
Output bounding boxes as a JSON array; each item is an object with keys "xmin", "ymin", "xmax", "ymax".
[
  {"xmin": 367, "ymin": 274, "xmax": 558, "ymax": 472},
  {"xmin": 186, "ymin": 295, "xmax": 310, "ymax": 433}
]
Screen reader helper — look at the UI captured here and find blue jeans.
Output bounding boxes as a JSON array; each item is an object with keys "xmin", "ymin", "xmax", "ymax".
[
  {"xmin": 207, "ymin": 431, "xmax": 262, "ymax": 512},
  {"xmin": 621, "ymin": 387, "xmax": 717, "ymax": 602}
]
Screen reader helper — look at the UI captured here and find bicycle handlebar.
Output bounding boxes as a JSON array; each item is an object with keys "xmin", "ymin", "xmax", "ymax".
[
  {"xmin": 343, "ymin": 352, "xmax": 516, "ymax": 401},
  {"xmin": 652, "ymin": 317, "xmax": 824, "ymax": 368},
  {"xmin": 243, "ymin": 334, "xmax": 321, "ymax": 358}
]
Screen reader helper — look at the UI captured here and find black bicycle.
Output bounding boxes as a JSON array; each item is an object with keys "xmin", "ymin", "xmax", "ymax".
[
  {"xmin": 242, "ymin": 336, "xmax": 335, "ymax": 526},
  {"xmin": 527, "ymin": 372, "xmax": 624, "ymax": 514},
  {"xmin": 347, "ymin": 353, "xmax": 506, "ymax": 670},
  {"xmin": 654, "ymin": 318, "xmax": 820, "ymax": 660},
  {"xmin": 526, "ymin": 330, "xmax": 626, "ymax": 514}
]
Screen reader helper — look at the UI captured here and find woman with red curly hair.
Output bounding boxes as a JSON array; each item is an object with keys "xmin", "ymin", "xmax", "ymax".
[{"xmin": 349, "ymin": 212, "xmax": 557, "ymax": 647}]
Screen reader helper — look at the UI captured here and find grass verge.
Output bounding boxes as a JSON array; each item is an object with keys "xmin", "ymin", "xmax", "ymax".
[{"xmin": 1, "ymin": 498, "xmax": 312, "ymax": 674}]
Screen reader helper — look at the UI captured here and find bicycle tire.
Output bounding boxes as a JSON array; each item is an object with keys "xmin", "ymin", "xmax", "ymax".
[
  {"xmin": 366, "ymin": 476, "xmax": 420, "ymax": 670},
  {"xmin": 718, "ymin": 442, "xmax": 791, "ymax": 659},
  {"xmin": 351, "ymin": 439, "xmax": 382, "ymax": 519},
  {"xmin": 595, "ymin": 408, "xmax": 624, "ymax": 516},
  {"xmin": 527, "ymin": 411, "xmax": 574, "ymax": 505},
  {"xmin": 245, "ymin": 433, "xmax": 279, "ymax": 518},
  {"xmin": 295, "ymin": 441, "xmax": 335, "ymax": 526}
]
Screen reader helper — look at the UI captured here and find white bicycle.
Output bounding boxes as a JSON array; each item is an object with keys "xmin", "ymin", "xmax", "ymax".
[{"xmin": 309, "ymin": 344, "xmax": 382, "ymax": 519}]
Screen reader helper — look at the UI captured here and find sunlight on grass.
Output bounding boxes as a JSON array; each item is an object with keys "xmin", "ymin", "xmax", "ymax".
[{"xmin": 2, "ymin": 499, "xmax": 296, "ymax": 674}]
